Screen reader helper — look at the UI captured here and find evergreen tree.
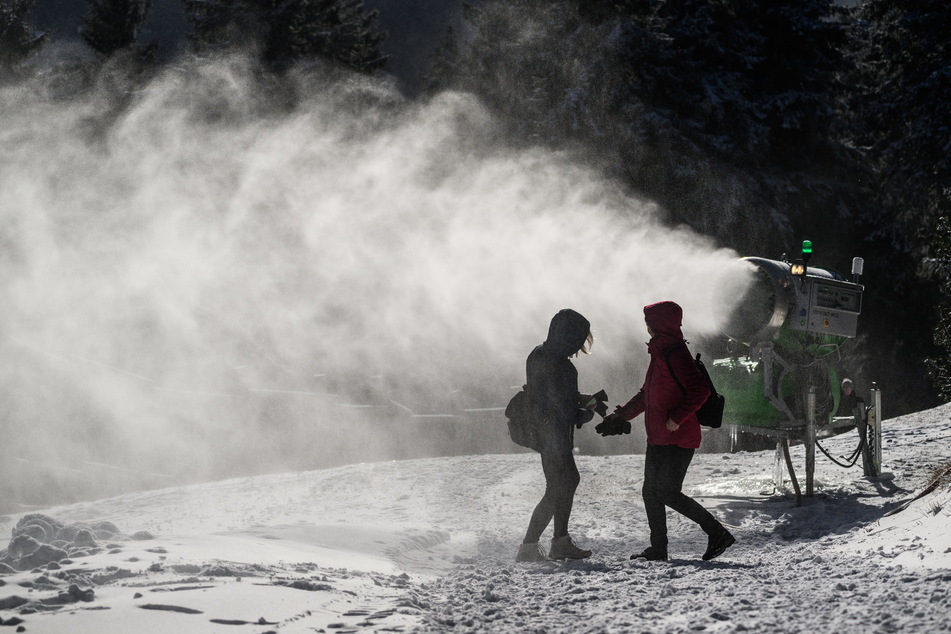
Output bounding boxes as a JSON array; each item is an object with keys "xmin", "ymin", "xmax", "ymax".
[
  {"xmin": 424, "ymin": 1, "xmax": 630, "ymax": 148},
  {"xmin": 638, "ymin": 0, "xmax": 847, "ymax": 166},
  {"xmin": 624, "ymin": 0, "xmax": 856, "ymax": 251},
  {"xmin": 848, "ymin": 0, "xmax": 951, "ymax": 255},
  {"xmin": 424, "ymin": 25, "xmax": 460, "ymax": 95},
  {"xmin": 844, "ymin": 1, "xmax": 951, "ymax": 404},
  {"xmin": 81, "ymin": 0, "xmax": 154, "ymax": 59},
  {"xmin": 0, "ymin": 0, "xmax": 48, "ymax": 80},
  {"xmin": 428, "ymin": 0, "xmax": 855, "ymax": 256},
  {"xmin": 183, "ymin": 0, "xmax": 387, "ymax": 73},
  {"xmin": 926, "ymin": 216, "xmax": 951, "ymax": 401}
]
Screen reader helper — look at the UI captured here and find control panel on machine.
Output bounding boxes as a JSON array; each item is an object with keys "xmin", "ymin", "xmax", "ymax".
[
  {"xmin": 789, "ymin": 278, "xmax": 862, "ymax": 337},
  {"xmin": 787, "ymin": 241, "xmax": 864, "ymax": 338}
]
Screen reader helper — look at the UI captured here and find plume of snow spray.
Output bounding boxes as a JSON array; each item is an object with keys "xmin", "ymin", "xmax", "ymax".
[{"xmin": 0, "ymin": 56, "xmax": 752, "ymax": 504}]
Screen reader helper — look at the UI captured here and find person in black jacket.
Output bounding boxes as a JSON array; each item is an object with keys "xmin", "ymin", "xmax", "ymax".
[
  {"xmin": 837, "ymin": 378, "xmax": 865, "ymax": 417},
  {"xmin": 516, "ymin": 308, "xmax": 597, "ymax": 562}
]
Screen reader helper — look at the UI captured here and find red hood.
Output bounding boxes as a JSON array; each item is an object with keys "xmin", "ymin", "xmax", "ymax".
[{"xmin": 644, "ymin": 301, "xmax": 684, "ymax": 339}]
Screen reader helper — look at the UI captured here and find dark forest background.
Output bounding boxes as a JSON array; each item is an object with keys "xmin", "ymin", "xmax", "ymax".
[{"xmin": 3, "ymin": 0, "xmax": 950, "ymax": 416}]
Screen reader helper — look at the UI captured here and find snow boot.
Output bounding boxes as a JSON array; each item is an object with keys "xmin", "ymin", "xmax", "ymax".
[
  {"xmin": 515, "ymin": 542, "xmax": 547, "ymax": 562},
  {"xmin": 548, "ymin": 535, "xmax": 591, "ymax": 560},
  {"xmin": 702, "ymin": 528, "xmax": 736, "ymax": 561},
  {"xmin": 631, "ymin": 546, "xmax": 668, "ymax": 562}
]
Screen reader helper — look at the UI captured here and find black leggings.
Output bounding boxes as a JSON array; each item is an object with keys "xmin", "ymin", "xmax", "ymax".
[
  {"xmin": 524, "ymin": 453, "xmax": 580, "ymax": 543},
  {"xmin": 643, "ymin": 444, "xmax": 721, "ymax": 549}
]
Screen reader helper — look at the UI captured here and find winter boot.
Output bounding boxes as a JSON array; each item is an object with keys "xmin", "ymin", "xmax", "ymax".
[
  {"xmin": 516, "ymin": 542, "xmax": 547, "ymax": 562},
  {"xmin": 548, "ymin": 535, "xmax": 592, "ymax": 560},
  {"xmin": 631, "ymin": 546, "xmax": 668, "ymax": 561},
  {"xmin": 702, "ymin": 528, "xmax": 736, "ymax": 561}
]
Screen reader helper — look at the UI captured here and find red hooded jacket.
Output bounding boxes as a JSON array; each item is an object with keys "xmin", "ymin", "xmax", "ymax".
[{"xmin": 614, "ymin": 301, "xmax": 710, "ymax": 449}]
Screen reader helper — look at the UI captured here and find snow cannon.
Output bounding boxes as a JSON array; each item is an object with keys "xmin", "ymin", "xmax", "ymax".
[
  {"xmin": 720, "ymin": 255, "xmax": 862, "ymax": 347},
  {"xmin": 707, "ymin": 241, "xmax": 881, "ymax": 501}
]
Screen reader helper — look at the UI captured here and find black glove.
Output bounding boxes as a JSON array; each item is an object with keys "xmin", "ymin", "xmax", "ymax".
[
  {"xmin": 575, "ymin": 408, "xmax": 595, "ymax": 429},
  {"xmin": 595, "ymin": 413, "xmax": 631, "ymax": 436}
]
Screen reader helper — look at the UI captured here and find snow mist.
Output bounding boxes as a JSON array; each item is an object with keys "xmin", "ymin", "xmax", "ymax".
[{"xmin": 0, "ymin": 56, "xmax": 752, "ymax": 506}]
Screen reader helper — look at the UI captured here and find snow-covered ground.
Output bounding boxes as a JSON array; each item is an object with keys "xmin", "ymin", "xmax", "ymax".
[{"xmin": 2, "ymin": 404, "xmax": 951, "ymax": 633}]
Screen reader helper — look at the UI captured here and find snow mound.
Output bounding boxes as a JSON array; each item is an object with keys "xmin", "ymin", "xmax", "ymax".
[{"xmin": 1, "ymin": 514, "xmax": 153, "ymax": 573}]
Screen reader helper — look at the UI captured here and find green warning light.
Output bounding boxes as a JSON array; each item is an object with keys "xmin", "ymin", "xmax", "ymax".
[{"xmin": 802, "ymin": 240, "xmax": 813, "ymax": 255}]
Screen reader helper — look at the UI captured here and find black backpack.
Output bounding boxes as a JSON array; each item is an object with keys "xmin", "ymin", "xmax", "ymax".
[
  {"xmin": 504, "ymin": 387, "xmax": 542, "ymax": 451},
  {"xmin": 665, "ymin": 347, "xmax": 725, "ymax": 429}
]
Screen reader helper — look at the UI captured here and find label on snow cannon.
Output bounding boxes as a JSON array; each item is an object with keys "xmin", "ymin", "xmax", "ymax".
[{"xmin": 791, "ymin": 276, "xmax": 862, "ymax": 338}]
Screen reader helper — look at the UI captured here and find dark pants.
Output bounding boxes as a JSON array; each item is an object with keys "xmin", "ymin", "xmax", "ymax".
[
  {"xmin": 524, "ymin": 453, "xmax": 580, "ymax": 543},
  {"xmin": 643, "ymin": 444, "xmax": 721, "ymax": 550}
]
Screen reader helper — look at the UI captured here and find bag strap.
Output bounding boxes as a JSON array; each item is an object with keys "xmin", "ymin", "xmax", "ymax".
[
  {"xmin": 664, "ymin": 343, "xmax": 690, "ymax": 395},
  {"xmin": 667, "ymin": 345, "xmax": 719, "ymax": 399}
]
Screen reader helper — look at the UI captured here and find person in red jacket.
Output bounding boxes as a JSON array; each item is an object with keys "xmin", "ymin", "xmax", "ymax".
[{"xmin": 598, "ymin": 301, "xmax": 735, "ymax": 561}]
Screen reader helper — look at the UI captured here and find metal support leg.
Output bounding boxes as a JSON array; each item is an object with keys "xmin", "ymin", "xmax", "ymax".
[
  {"xmin": 805, "ymin": 386, "xmax": 816, "ymax": 497},
  {"xmin": 857, "ymin": 406, "xmax": 873, "ymax": 477},
  {"xmin": 870, "ymin": 383, "xmax": 883, "ymax": 476}
]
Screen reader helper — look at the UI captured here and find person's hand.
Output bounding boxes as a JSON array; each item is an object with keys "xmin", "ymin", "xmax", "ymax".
[
  {"xmin": 576, "ymin": 408, "xmax": 595, "ymax": 428},
  {"xmin": 665, "ymin": 418, "xmax": 680, "ymax": 432},
  {"xmin": 596, "ymin": 413, "xmax": 631, "ymax": 436}
]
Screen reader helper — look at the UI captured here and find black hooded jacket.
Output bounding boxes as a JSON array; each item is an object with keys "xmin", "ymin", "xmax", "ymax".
[{"xmin": 526, "ymin": 309, "xmax": 593, "ymax": 455}]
